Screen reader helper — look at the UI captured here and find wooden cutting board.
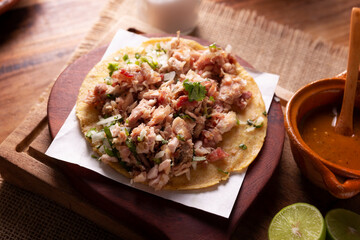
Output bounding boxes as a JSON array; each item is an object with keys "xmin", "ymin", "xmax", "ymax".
[{"xmin": 47, "ymin": 37, "xmax": 285, "ymax": 239}]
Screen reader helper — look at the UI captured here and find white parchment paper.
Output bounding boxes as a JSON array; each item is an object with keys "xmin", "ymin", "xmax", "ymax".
[{"xmin": 46, "ymin": 29, "xmax": 279, "ymax": 218}]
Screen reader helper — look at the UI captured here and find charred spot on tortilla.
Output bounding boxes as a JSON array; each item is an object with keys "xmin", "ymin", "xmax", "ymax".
[{"xmin": 76, "ymin": 37, "xmax": 267, "ymax": 190}]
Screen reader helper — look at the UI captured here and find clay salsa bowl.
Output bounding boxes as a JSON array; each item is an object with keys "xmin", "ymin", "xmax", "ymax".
[{"xmin": 285, "ymin": 73, "xmax": 360, "ymax": 199}]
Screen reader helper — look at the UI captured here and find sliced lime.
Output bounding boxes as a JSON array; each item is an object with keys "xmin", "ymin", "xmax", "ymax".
[
  {"xmin": 325, "ymin": 208, "xmax": 360, "ymax": 240},
  {"xmin": 268, "ymin": 203, "xmax": 326, "ymax": 240}
]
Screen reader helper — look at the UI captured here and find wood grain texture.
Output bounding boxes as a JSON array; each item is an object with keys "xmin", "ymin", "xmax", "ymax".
[
  {"xmin": 1, "ymin": 0, "xmax": 359, "ymax": 143},
  {"xmin": 214, "ymin": 0, "xmax": 360, "ymax": 46},
  {"xmin": 47, "ymin": 40, "xmax": 284, "ymax": 239},
  {"xmin": 0, "ymin": 0, "xmax": 103, "ymax": 143}
]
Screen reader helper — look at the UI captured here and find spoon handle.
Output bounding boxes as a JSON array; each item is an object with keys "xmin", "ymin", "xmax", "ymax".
[{"xmin": 336, "ymin": 7, "xmax": 360, "ymax": 136}]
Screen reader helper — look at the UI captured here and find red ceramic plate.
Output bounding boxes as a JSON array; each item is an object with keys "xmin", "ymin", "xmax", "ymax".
[
  {"xmin": 0, "ymin": 0, "xmax": 19, "ymax": 15},
  {"xmin": 47, "ymin": 36, "xmax": 284, "ymax": 239}
]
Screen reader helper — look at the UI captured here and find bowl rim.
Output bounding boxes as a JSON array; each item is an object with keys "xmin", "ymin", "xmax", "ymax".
[{"xmin": 285, "ymin": 77, "xmax": 360, "ymax": 178}]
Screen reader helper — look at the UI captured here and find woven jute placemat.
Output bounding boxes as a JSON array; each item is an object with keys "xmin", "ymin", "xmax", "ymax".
[{"xmin": 0, "ymin": 0, "xmax": 350, "ymax": 239}]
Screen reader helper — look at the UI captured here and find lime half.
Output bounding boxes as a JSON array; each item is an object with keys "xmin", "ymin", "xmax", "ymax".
[
  {"xmin": 268, "ymin": 203, "xmax": 326, "ymax": 240},
  {"xmin": 325, "ymin": 208, "xmax": 360, "ymax": 240}
]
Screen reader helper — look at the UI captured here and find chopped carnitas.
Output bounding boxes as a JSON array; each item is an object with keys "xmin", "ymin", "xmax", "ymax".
[{"xmin": 84, "ymin": 38, "xmax": 256, "ymax": 190}]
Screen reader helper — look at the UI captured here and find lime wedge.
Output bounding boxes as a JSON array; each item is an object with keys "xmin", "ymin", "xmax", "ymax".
[
  {"xmin": 268, "ymin": 203, "xmax": 326, "ymax": 240},
  {"xmin": 325, "ymin": 208, "xmax": 360, "ymax": 240}
]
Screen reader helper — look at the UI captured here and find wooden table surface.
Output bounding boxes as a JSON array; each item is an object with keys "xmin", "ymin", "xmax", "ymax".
[{"xmin": 1, "ymin": 0, "xmax": 360, "ymax": 239}]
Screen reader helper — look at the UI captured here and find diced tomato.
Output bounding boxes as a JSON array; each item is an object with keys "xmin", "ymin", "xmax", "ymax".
[
  {"xmin": 176, "ymin": 95, "xmax": 189, "ymax": 109},
  {"xmin": 120, "ymin": 69, "xmax": 134, "ymax": 78},
  {"xmin": 207, "ymin": 147, "xmax": 229, "ymax": 162},
  {"xmin": 158, "ymin": 90, "xmax": 167, "ymax": 105},
  {"xmin": 175, "ymin": 95, "xmax": 198, "ymax": 109},
  {"xmin": 201, "ymin": 80, "xmax": 217, "ymax": 97}
]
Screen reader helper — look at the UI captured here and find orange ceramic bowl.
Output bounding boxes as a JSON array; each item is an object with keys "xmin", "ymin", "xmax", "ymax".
[{"xmin": 285, "ymin": 75, "xmax": 360, "ymax": 199}]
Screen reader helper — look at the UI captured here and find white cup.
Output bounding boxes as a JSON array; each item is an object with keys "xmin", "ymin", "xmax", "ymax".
[{"xmin": 137, "ymin": 0, "xmax": 201, "ymax": 34}]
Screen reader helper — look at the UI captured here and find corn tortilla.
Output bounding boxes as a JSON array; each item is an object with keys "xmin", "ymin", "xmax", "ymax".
[{"xmin": 76, "ymin": 37, "xmax": 267, "ymax": 190}]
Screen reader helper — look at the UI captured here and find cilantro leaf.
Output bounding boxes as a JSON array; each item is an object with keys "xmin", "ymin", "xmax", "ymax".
[
  {"xmin": 104, "ymin": 146, "xmax": 115, "ymax": 157},
  {"xmin": 217, "ymin": 168, "xmax": 229, "ymax": 174},
  {"xmin": 126, "ymin": 138, "xmax": 137, "ymax": 156},
  {"xmin": 239, "ymin": 144, "xmax": 247, "ymax": 150},
  {"xmin": 183, "ymin": 79, "xmax": 207, "ymax": 102},
  {"xmin": 103, "ymin": 126, "xmax": 113, "ymax": 146}
]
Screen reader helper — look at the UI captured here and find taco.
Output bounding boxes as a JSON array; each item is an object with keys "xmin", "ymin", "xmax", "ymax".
[{"xmin": 76, "ymin": 36, "xmax": 267, "ymax": 190}]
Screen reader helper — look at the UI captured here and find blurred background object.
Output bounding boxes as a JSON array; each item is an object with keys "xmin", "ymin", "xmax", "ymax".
[
  {"xmin": 137, "ymin": 0, "xmax": 201, "ymax": 34},
  {"xmin": 0, "ymin": 0, "xmax": 20, "ymax": 15}
]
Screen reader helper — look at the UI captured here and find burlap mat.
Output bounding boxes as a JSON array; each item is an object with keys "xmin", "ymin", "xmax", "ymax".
[{"xmin": 0, "ymin": 0, "xmax": 350, "ymax": 239}]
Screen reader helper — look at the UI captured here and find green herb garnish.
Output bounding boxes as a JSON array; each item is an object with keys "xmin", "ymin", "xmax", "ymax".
[
  {"xmin": 236, "ymin": 118, "xmax": 240, "ymax": 125},
  {"xmin": 239, "ymin": 144, "xmax": 247, "ymax": 150},
  {"xmin": 217, "ymin": 168, "xmax": 229, "ymax": 175},
  {"xmin": 123, "ymin": 54, "xmax": 129, "ymax": 61},
  {"xmin": 247, "ymin": 119, "xmax": 263, "ymax": 128},
  {"xmin": 156, "ymin": 43, "xmax": 161, "ymax": 51},
  {"xmin": 155, "ymin": 43, "xmax": 167, "ymax": 53},
  {"xmin": 183, "ymin": 79, "xmax": 207, "ymax": 102},
  {"xmin": 209, "ymin": 43, "xmax": 218, "ymax": 50},
  {"xmin": 126, "ymin": 138, "xmax": 137, "ymax": 156},
  {"xmin": 161, "ymin": 139, "xmax": 169, "ymax": 145},
  {"xmin": 247, "ymin": 119, "xmax": 254, "ymax": 126},
  {"xmin": 106, "ymin": 94, "xmax": 116, "ymax": 100},
  {"xmin": 124, "ymin": 128, "xmax": 129, "ymax": 136},
  {"xmin": 104, "ymin": 76, "xmax": 112, "ymax": 85},
  {"xmin": 178, "ymin": 113, "xmax": 195, "ymax": 121},
  {"xmin": 85, "ymin": 127, "xmax": 97, "ymax": 138},
  {"xmin": 119, "ymin": 161, "xmax": 132, "ymax": 172},
  {"xmin": 107, "ymin": 63, "xmax": 119, "ymax": 77},
  {"xmin": 176, "ymin": 134, "xmax": 185, "ymax": 141},
  {"xmin": 140, "ymin": 57, "xmax": 158, "ymax": 70},
  {"xmin": 263, "ymin": 111, "xmax": 267, "ymax": 116},
  {"xmin": 203, "ymin": 106, "xmax": 212, "ymax": 119},
  {"xmin": 137, "ymin": 135, "xmax": 144, "ymax": 142},
  {"xmin": 153, "ymin": 158, "xmax": 161, "ymax": 164},
  {"xmin": 209, "ymin": 96, "xmax": 215, "ymax": 102},
  {"xmin": 103, "ymin": 126, "xmax": 113, "ymax": 146},
  {"xmin": 104, "ymin": 146, "xmax": 115, "ymax": 157},
  {"xmin": 135, "ymin": 53, "xmax": 141, "ymax": 59}
]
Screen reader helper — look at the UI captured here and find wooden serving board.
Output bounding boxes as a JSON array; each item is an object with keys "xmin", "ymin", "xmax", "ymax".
[{"xmin": 48, "ymin": 38, "xmax": 285, "ymax": 239}]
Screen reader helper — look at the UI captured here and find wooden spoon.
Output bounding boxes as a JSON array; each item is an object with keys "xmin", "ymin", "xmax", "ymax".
[{"xmin": 335, "ymin": 7, "xmax": 360, "ymax": 136}]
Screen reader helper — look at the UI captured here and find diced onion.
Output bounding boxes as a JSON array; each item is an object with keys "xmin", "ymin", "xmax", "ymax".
[
  {"xmin": 102, "ymin": 138, "xmax": 111, "ymax": 149},
  {"xmin": 193, "ymin": 156, "xmax": 207, "ymax": 161},
  {"xmin": 225, "ymin": 44, "xmax": 232, "ymax": 53},
  {"xmin": 91, "ymin": 131, "xmax": 105, "ymax": 143},
  {"xmin": 191, "ymin": 162, "xmax": 197, "ymax": 170},
  {"xmin": 154, "ymin": 151, "xmax": 165, "ymax": 159},
  {"xmin": 245, "ymin": 126, "xmax": 255, "ymax": 132},
  {"xmin": 155, "ymin": 134, "xmax": 164, "ymax": 141},
  {"xmin": 163, "ymin": 71, "xmax": 175, "ymax": 82},
  {"xmin": 139, "ymin": 129, "xmax": 147, "ymax": 141},
  {"xmin": 98, "ymin": 145, "xmax": 105, "ymax": 154},
  {"xmin": 96, "ymin": 114, "xmax": 122, "ymax": 126},
  {"xmin": 254, "ymin": 116, "xmax": 264, "ymax": 127}
]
